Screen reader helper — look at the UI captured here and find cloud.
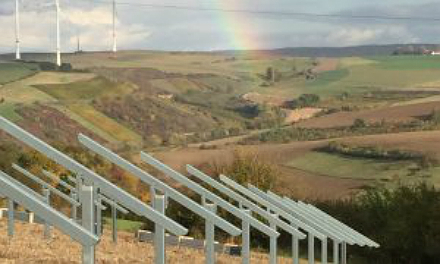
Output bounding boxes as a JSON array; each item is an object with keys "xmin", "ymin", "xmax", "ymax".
[
  {"xmin": 0, "ymin": 6, "xmax": 12, "ymax": 16},
  {"xmin": 327, "ymin": 28, "xmax": 381, "ymax": 46},
  {"xmin": 0, "ymin": 4, "xmax": 150, "ymax": 52},
  {"xmin": 325, "ymin": 26, "xmax": 418, "ymax": 46},
  {"xmin": 0, "ymin": 0, "xmax": 439, "ymax": 52},
  {"xmin": 63, "ymin": 7, "xmax": 112, "ymax": 26}
]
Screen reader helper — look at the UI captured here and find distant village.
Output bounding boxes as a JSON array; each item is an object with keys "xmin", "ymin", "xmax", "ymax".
[{"xmin": 393, "ymin": 45, "xmax": 440, "ymax": 55}]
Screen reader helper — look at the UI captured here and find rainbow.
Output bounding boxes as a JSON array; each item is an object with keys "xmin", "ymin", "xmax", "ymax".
[{"xmin": 214, "ymin": 2, "xmax": 258, "ymax": 52}]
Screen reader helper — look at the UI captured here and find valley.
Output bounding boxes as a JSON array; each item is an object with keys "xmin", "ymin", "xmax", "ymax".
[{"xmin": 1, "ymin": 51, "xmax": 440, "ymax": 201}]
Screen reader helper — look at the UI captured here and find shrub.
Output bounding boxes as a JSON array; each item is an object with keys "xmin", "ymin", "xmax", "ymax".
[
  {"xmin": 427, "ymin": 110, "xmax": 440, "ymax": 124},
  {"xmin": 316, "ymin": 183, "xmax": 440, "ymax": 264},
  {"xmin": 284, "ymin": 94, "xmax": 320, "ymax": 109},
  {"xmin": 352, "ymin": 118, "xmax": 367, "ymax": 129},
  {"xmin": 211, "ymin": 150, "xmax": 278, "ymax": 191}
]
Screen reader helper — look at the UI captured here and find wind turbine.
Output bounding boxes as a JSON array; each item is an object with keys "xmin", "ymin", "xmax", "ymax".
[
  {"xmin": 15, "ymin": 0, "xmax": 21, "ymax": 60},
  {"xmin": 112, "ymin": 0, "xmax": 117, "ymax": 53},
  {"xmin": 55, "ymin": 0, "xmax": 61, "ymax": 66}
]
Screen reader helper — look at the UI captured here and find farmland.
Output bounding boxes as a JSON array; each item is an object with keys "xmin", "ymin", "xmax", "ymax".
[
  {"xmin": 0, "ymin": 62, "xmax": 39, "ymax": 84},
  {"xmin": 1, "ymin": 49, "xmax": 440, "ymax": 264},
  {"xmin": 0, "ymin": 52, "xmax": 440, "ymax": 201}
]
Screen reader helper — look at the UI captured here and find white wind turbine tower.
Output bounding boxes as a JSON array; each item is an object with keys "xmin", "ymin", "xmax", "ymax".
[
  {"xmin": 112, "ymin": 0, "xmax": 117, "ymax": 53},
  {"xmin": 15, "ymin": 0, "xmax": 21, "ymax": 60},
  {"xmin": 55, "ymin": 0, "xmax": 61, "ymax": 66}
]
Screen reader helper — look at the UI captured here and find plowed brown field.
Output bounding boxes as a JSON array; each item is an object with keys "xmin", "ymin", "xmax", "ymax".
[{"xmin": 298, "ymin": 101, "xmax": 440, "ymax": 128}]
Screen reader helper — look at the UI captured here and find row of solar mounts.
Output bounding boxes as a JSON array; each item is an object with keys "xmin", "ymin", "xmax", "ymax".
[{"xmin": 0, "ymin": 117, "xmax": 379, "ymax": 264}]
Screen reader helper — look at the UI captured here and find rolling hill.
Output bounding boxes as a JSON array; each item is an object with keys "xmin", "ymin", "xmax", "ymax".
[
  {"xmin": 1, "ymin": 49, "xmax": 440, "ymax": 200},
  {"xmin": 218, "ymin": 44, "xmax": 440, "ymax": 57}
]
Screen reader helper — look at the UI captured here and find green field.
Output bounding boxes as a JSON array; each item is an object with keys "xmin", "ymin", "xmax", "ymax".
[
  {"xmin": 0, "ymin": 102, "xmax": 22, "ymax": 121},
  {"xmin": 306, "ymin": 68, "xmax": 350, "ymax": 87},
  {"xmin": 35, "ymin": 77, "xmax": 135, "ymax": 102},
  {"xmin": 0, "ymin": 62, "xmax": 39, "ymax": 84},
  {"xmin": 103, "ymin": 217, "xmax": 143, "ymax": 232},
  {"xmin": 286, "ymin": 152, "xmax": 439, "ymax": 187},
  {"xmin": 68, "ymin": 103, "xmax": 142, "ymax": 144},
  {"xmin": 372, "ymin": 55, "xmax": 440, "ymax": 70}
]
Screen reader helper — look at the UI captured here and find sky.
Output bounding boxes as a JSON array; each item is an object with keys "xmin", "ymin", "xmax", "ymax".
[{"xmin": 0, "ymin": 0, "xmax": 439, "ymax": 52}]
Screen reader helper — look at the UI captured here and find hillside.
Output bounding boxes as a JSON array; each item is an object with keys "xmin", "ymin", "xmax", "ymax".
[
  {"xmin": 218, "ymin": 44, "xmax": 440, "ymax": 57},
  {"xmin": 1, "ymin": 50, "xmax": 440, "ymax": 200}
]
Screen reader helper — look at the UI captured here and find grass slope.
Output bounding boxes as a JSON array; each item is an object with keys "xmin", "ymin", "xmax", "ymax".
[
  {"xmin": 372, "ymin": 55, "xmax": 440, "ymax": 70},
  {"xmin": 35, "ymin": 76, "xmax": 135, "ymax": 102},
  {"xmin": 287, "ymin": 152, "xmax": 435, "ymax": 188},
  {"xmin": 0, "ymin": 62, "xmax": 39, "ymax": 84},
  {"xmin": 0, "ymin": 102, "xmax": 22, "ymax": 121},
  {"xmin": 68, "ymin": 103, "xmax": 142, "ymax": 144},
  {"xmin": 33, "ymin": 76, "xmax": 142, "ymax": 144}
]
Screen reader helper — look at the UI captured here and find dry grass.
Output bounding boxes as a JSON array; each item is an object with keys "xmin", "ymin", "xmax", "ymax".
[
  {"xmin": 20, "ymin": 72, "xmax": 96, "ymax": 86},
  {"xmin": 284, "ymin": 108, "xmax": 322, "ymax": 124},
  {"xmin": 0, "ymin": 220, "xmax": 317, "ymax": 264},
  {"xmin": 68, "ymin": 103, "xmax": 142, "ymax": 144}
]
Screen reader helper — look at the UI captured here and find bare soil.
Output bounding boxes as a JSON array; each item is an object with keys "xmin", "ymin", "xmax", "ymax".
[
  {"xmin": 151, "ymin": 140, "xmax": 362, "ymax": 200},
  {"xmin": 314, "ymin": 59, "xmax": 339, "ymax": 72},
  {"xmin": 298, "ymin": 101, "xmax": 440, "ymax": 128},
  {"xmin": 153, "ymin": 128, "xmax": 440, "ymax": 200},
  {"xmin": 336, "ymin": 130, "xmax": 440, "ymax": 159},
  {"xmin": 284, "ymin": 108, "xmax": 322, "ymax": 124}
]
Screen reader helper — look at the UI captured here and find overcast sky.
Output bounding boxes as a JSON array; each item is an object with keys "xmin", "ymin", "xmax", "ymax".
[{"xmin": 0, "ymin": 0, "xmax": 439, "ymax": 52}]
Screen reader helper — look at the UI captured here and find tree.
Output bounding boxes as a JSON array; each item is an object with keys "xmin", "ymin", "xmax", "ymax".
[
  {"xmin": 284, "ymin": 94, "xmax": 320, "ymax": 109},
  {"xmin": 265, "ymin": 67, "xmax": 282, "ymax": 82},
  {"xmin": 352, "ymin": 118, "xmax": 367, "ymax": 129},
  {"xmin": 212, "ymin": 150, "xmax": 278, "ymax": 191},
  {"xmin": 427, "ymin": 110, "xmax": 440, "ymax": 124},
  {"xmin": 266, "ymin": 67, "xmax": 274, "ymax": 82},
  {"xmin": 316, "ymin": 183, "xmax": 440, "ymax": 264}
]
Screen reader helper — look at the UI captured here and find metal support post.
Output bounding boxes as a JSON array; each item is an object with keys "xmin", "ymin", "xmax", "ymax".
[
  {"xmin": 154, "ymin": 194, "xmax": 166, "ymax": 264},
  {"xmin": 292, "ymin": 235, "xmax": 299, "ymax": 264},
  {"xmin": 71, "ymin": 192, "xmax": 77, "ymax": 220},
  {"xmin": 7, "ymin": 199, "xmax": 14, "ymax": 238},
  {"xmin": 96, "ymin": 195, "xmax": 102, "ymax": 237},
  {"xmin": 290, "ymin": 222, "xmax": 299, "ymax": 264},
  {"xmin": 81, "ymin": 185, "xmax": 95, "ymax": 264},
  {"xmin": 308, "ymin": 234, "xmax": 315, "ymax": 264},
  {"xmin": 270, "ymin": 213, "xmax": 278, "ymax": 264},
  {"xmin": 43, "ymin": 188, "xmax": 51, "ymax": 239},
  {"xmin": 205, "ymin": 202, "xmax": 217, "ymax": 264},
  {"xmin": 333, "ymin": 240, "xmax": 339, "ymax": 264},
  {"xmin": 112, "ymin": 204, "xmax": 117, "ymax": 243},
  {"xmin": 241, "ymin": 207, "xmax": 251, "ymax": 264},
  {"xmin": 341, "ymin": 242, "xmax": 347, "ymax": 264},
  {"xmin": 322, "ymin": 238, "xmax": 327, "ymax": 264},
  {"xmin": 150, "ymin": 186, "xmax": 156, "ymax": 206}
]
